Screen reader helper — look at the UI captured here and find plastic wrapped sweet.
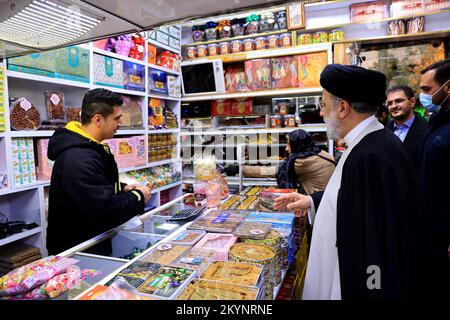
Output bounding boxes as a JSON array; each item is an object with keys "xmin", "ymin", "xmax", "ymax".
[
  {"xmin": 267, "ymin": 35, "xmax": 280, "ymax": 49},
  {"xmin": 204, "ymin": 21, "xmax": 218, "ymax": 41},
  {"xmin": 95, "ymin": 276, "xmax": 152, "ymax": 300},
  {"xmin": 230, "ymin": 40, "xmax": 243, "ymax": 54},
  {"xmin": 297, "ymin": 33, "xmax": 313, "ymax": 45},
  {"xmin": 260, "ymin": 12, "xmax": 276, "ymax": 32},
  {"xmin": 194, "ymin": 157, "xmax": 216, "ymax": 180},
  {"xmin": 0, "ymin": 256, "xmax": 79, "ymax": 296},
  {"xmin": 231, "ymin": 18, "xmax": 246, "ymax": 37},
  {"xmin": 129, "ymin": 35, "xmax": 145, "ymax": 60},
  {"xmin": 111, "ymin": 35, "xmax": 134, "ymax": 56},
  {"xmin": 186, "ymin": 46, "xmax": 197, "ymax": 60},
  {"xmin": 197, "ymin": 45, "xmax": 208, "ymax": 58},
  {"xmin": 255, "ymin": 37, "xmax": 267, "ymax": 50},
  {"xmin": 280, "ymin": 33, "xmax": 292, "ymax": 47},
  {"xmin": 276, "ymin": 11, "xmax": 287, "ymax": 30},
  {"xmin": 245, "ymin": 14, "xmax": 260, "ymax": 35},
  {"xmin": 312, "ymin": 31, "xmax": 328, "ymax": 44},
  {"xmin": 191, "ymin": 25, "xmax": 205, "ymax": 42},
  {"xmin": 9, "ymin": 98, "xmax": 41, "ymax": 131},
  {"xmin": 44, "ymin": 91, "xmax": 65, "ymax": 120},
  {"xmin": 207, "ymin": 43, "xmax": 219, "ymax": 56},
  {"xmin": 218, "ymin": 20, "xmax": 232, "ymax": 39}
]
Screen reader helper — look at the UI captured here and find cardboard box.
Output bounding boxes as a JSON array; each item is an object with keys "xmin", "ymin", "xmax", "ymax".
[
  {"xmin": 224, "ymin": 64, "xmax": 247, "ymax": 93},
  {"xmin": 271, "ymin": 56, "xmax": 299, "ymax": 89},
  {"xmin": 169, "ymin": 26, "xmax": 181, "ymax": 39},
  {"xmin": 36, "ymin": 139, "xmax": 54, "ymax": 180},
  {"xmin": 123, "ymin": 62, "xmax": 145, "ymax": 92},
  {"xmin": 230, "ymin": 99, "xmax": 253, "ymax": 116},
  {"xmin": 156, "ymin": 31, "xmax": 169, "ymax": 45},
  {"xmin": 147, "ymin": 44, "xmax": 157, "ymax": 65},
  {"xmin": 211, "ymin": 99, "xmax": 232, "ymax": 116},
  {"xmin": 93, "ymin": 54, "xmax": 124, "ymax": 88},
  {"xmin": 54, "ymin": 46, "xmax": 90, "ymax": 80},
  {"xmin": 169, "ymin": 37, "xmax": 180, "ymax": 49},
  {"xmin": 245, "ymin": 59, "xmax": 272, "ymax": 91}
]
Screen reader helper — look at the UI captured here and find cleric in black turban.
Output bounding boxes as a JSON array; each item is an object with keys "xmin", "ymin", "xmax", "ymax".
[{"xmin": 320, "ymin": 64, "xmax": 387, "ymax": 107}]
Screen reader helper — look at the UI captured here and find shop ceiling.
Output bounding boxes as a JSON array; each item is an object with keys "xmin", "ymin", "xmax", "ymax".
[{"xmin": 0, "ymin": 0, "xmax": 288, "ymax": 58}]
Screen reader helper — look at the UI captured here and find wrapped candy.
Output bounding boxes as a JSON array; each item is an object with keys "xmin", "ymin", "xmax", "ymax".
[
  {"xmin": 231, "ymin": 18, "xmax": 245, "ymax": 37},
  {"xmin": 260, "ymin": 12, "xmax": 276, "ymax": 32},
  {"xmin": 245, "ymin": 14, "xmax": 260, "ymax": 35},
  {"xmin": 204, "ymin": 21, "xmax": 218, "ymax": 41},
  {"xmin": 111, "ymin": 35, "xmax": 134, "ymax": 56},
  {"xmin": 276, "ymin": 11, "xmax": 287, "ymax": 30},
  {"xmin": 217, "ymin": 19, "xmax": 232, "ymax": 39},
  {"xmin": 192, "ymin": 25, "xmax": 205, "ymax": 42},
  {"xmin": 129, "ymin": 35, "xmax": 145, "ymax": 60}
]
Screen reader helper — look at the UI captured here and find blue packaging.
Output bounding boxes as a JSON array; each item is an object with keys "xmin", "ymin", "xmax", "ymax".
[
  {"xmin": 148, "ymin": 69, "xmax": 168, "ymax": 95},
  {"xmin": 123, "ymin": 61, "xmax": 145, "ymax": 91}
]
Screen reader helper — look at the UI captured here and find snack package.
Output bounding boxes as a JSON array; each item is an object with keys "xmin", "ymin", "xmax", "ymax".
[
  {"xmin": 230, "ymin": 99, "xmax": 253, "ymax": 116},
  {"xmin": 245, "ymin": 59, "xmax": 272, "ymax": 91},
  {"xmin": 211, "ymin": 99, "xmax": 232, "ymax": 117},
  {"xmin": 258, "ymin": 188, "xmax": 296, "ymax": 212},
  {"xmin": 271, "ymin": 56, "xmax": 299, "ymax": 89},
  {"xmin": 149, "ymin": 69, "xmax": 168, "ymax": 94},
  {"xmin": 129, "ymin": 35, "xmax": 145, "ymax": 60},
  {"xmin": 121, "ymin": 96, "xmax": 143, "ymax": 128},
  {"xmin": 148, "ymin": 98, "xmax": 165, "ymax": 128},
  {"xmin": 123, "ymin": 62, "xmax": 145, "ymax": 92},
  {"xmin": 95, "ymin": 276, "xmax": 151, "ymax": 300},
  {"xmin": 0, "ymin": 256, "xmax": 79, "ymax": 296},
  {"xmin": 44, "ymin": 91, "xmax": 65, "ymax": 120},
  {"xmin": 10, "ymin": 98, "xmax": 41, "ymax": 131}
]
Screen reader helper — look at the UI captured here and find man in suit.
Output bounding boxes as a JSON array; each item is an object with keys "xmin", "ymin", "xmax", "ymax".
[{"xmin": 385, "ymin": 85, "xmax": 427, "ymax": 170}]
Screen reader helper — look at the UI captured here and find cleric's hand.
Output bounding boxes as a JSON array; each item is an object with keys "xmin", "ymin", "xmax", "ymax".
[
  {"xmin": 274, "ymin": 192, "xmax": 312, "ymax": 211},
  {"xmin": 123, "ymin": 184, "xmax": 139, "ymax": 192}
]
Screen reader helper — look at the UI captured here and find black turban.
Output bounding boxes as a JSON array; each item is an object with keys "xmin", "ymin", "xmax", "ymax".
[{"xmin": 320, "ymin": 64, "xmax": 387, "ymax": 106}]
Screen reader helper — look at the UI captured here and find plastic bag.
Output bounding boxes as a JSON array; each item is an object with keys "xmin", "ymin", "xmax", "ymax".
[
  {"xmin": 94, "ymin": 276, "xmax": 149, "ymax": 300},
  {"xmin": 0, "ymin": 256, "xmax": 79, "ymax": 296}
]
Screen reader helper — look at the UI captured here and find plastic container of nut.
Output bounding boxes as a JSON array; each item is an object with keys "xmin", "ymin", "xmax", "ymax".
[
  {"xmin": 9, "ymin": 98, "xmax": 41, "ymax": 131},
  {"xmin": 44, "ymin": 91, "xmax": 65, "ymax": 120}
]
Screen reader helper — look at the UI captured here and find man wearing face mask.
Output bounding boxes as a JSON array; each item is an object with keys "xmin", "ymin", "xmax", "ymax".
[
  {"xmin": 418, "ymin": 59, "xmax": 450, "ymax": 299},
  {"xmin": 273, "ymin": 64, "xmax": 427, "ymax": 300}
]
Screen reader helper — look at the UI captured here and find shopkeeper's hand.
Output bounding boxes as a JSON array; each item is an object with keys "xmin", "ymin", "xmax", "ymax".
[
  {"xmin": 274, "ymin": 192, "xmax": 311, "ymax": 211},
  {"xmin": 134, "ymin": 185, "xmax": 151, "ymax": 203},
  {"xmin": 123, "ymin": 184, "xmax": 139, "ymax": 192}
]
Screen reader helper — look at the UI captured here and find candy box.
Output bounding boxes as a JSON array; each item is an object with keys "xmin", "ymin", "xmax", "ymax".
[
  {"xmin": 120, "ymin": 96, "xmax": 143, "ymax": 128},
  {"xmin": 149, "ymin": 69, "xmax": 168, "ymax": 95},
  {"xmin": 147, "ymin": 44, "xmax": 157, "ymax": 65},
  {"xmin": 141, "ymin": 243, "xmax": 190, "ymax": 266},
  {"xmin": 169, "ymin": 230, "xmax": 206, "ymax": 247},
  {"xmin": 173, "ymin": 248, "xmax": 216, "ymax": 273},
  {"xmin": 350, "ymin": 1, "xmax": 389, "ymax": 23},
  {"xmin": 8, "ymin": 51, "xmax": 57, "ymax": 73},
  {"xmin": 193, "ymin": 233, "xmax": 238, "ymax": 261},
  {"xmin": 123, "ymin": 61, "xmax": 145, "ymax": 92},
  {"xmin": 36, "ymin": 139, "xmax": 54, "ymax": 180},
  {"xmin": 230, "ymin": 98, "xmax": 253, "ymax": 115},
  {"xmin": 258, "ymin": 188, "xmax": 297, "ymax": 212},
  {"xmin": 271, "ymin": 56, "xmax": 299, "ymax": 89},
  {"xmin": 224, "ymin": 64, "xmax": 247, "ymax": 93},
  {"xmin": 54, "ymin": 46, "xmax": 90, "ymax": 80},
  {"xmin": 93, "ymin": 54, "xmax": 124, "ymax": 88},
  {"xmin": 245, "ymin": 59, "xmax": 272, "ymax": 91},
  {"xmin": 211, "ymin": 99, "xmax": 232, "ymax": 116},
  {"xmin": 131, "ymin": 135, "xmax": 146, "ymax": 166}
]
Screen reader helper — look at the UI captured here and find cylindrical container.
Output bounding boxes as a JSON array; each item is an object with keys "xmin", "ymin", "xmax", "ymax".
[
  {"xmin": 297, "ymin": 33, "xmax": 313, "ymax": 45},
  {"xmin": 229, "ymin": 243, "xmax": 276, "ymax": 300},
  {"xmin": 255, "ymin": 36, "xmax": 267, "ymax": 50},
  {"xmin": 267, "ymin": 35, "xmax": 280, "ymax": 49},
  {"xmin": 276, "ymin": 11, "xmax": 287, "ymax": 30},
  {"xmin": 246, "ymin": 21, "xmax": 259, "ymax": 35},
  {"xmin": 387, "ymin": 20, "xmax": 406, "ymax": 36},
  {"xmin": 231, "ymin": 19, "xmax": 245, "ymax": 37},
  {"xmin": 197, "ymin": 45, "xmax": 207, "ymax": 58},
  {"xmin": 219, "ymin": 42, "xmax": 231, "ymax": 55},
  {"xmin": 205, "ymin": 27, "xmax": 217, "ymax": 41},
  {"xmin": 208, "ymin": 43, "xmax": 219, "ymax": 56},
  {"xmin": 243, "ymin": 230, "xmax": 282, "ymax": 286},
  {"xmin": 313, "ymin": 31, "xmax": 328, "ymax": 43},
  {"xmin": 230, "ymin": 40, "xmax": 243, "ymax": 53},
  {"xmin": 280, "ymin": 33, "xmax": 292, "ymax": 47},
  {"xmin": 243, "ymin": 38, "xmax": 255, "ymax": 51},
  {"xmin": 328, "ymin": 29, "xmax": 345, "ymax": 42},
  {"xmin": 186, "ymin": 46, "xmax": 197, "ymax": 59},
  {"xmin": 270, "ymin": 114, "xmax": 282, "ymax": 128},
  {"xmin": 284, "ymin": 114, "xmax": 296, "ymax": 127},
  {"xmin": 192, "ymin": 26, "xmax": 205, "ymax": 42}
]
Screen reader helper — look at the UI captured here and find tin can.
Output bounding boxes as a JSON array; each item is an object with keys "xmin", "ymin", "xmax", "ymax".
[
  {"xmin": 297, "ymin": 33, "xmax": 313, "ymax": 45},
  {"xmin": 328, "ymin": 29, "xmax": 345, "ymax": 42},
  {"xmin": 267, "ymin": 35, "xmax": 280, "ymax": 48},
  {"xmin": 313, "ymin": 31, "xmax": 328, "ymax": 43},
  {"xmin": 243, "ymin": 38, "xmax": 255, "ymax": 51},
  {"xmin": 255, "ymin": 36, "xmax": 267, "ymax": 50},
  {"xmin": 219, "ymin": 42, "xmax": 231, "ymax": 55},
  {"xmin": 280, "ymin": 33, "xmax": 292, "ymax": 47},
  {"xmin": 208, "ymin": 43, "xmax": 219, "ymax": 56},
  {"xmin": 197, "ymin": 45, "xmax": 207, "ymax": 58},
  {"xmin": 230, "ymin": 40, "xmax": 243, "ymax": 53}
]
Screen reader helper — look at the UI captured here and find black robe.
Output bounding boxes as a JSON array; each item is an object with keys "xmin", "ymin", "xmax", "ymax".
[{"xmin": 311, "ymin": 129, "xmax": 428, "ymax": 299}]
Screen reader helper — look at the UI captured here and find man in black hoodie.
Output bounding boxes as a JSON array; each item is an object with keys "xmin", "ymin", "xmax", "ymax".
[{"xmin": 47, "ymin": 89, "xmax": 150, "ymax": 255}]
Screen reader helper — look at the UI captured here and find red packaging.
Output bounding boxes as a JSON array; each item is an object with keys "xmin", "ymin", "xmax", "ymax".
[
  {"xmin": 244, "ymin": 59, "xmax": 272, "ymax": 91},
  {"xmin": 350, "ymin": 1, "xmax": 388, "ymax": 23},
  {"xmin": 211, "ymin": 99, "xmax": 232, "ymax": 116},
  {"xmin": 391, "ymin": 0, "xmax": 425, "ymax": 17},
  {"xmin": 230, "ymin": 99, "xmax": 253, "ymax": 115},
  {"xmin": 224, "ymin": 64, "xmax": 247, "ymax": 93},
  {"xmin": 157, "ymin": 51, "xmax": 181, "ymax": 71},
  {"xmin": 271, "ymin": 56, "xmax": 299, "ymax": 89},
  {"xmin": 129, "ymin": 36, "xmax": 145, "ymax": 60}
]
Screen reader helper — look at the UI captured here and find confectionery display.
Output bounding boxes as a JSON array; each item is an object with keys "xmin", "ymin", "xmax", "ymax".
[
  {"xmin": 193, "ymin": 233, "xmax": 238, "ymax": 260},
  {"xmin": 137, "ymin": 266, "xmax": 195, "ymax": 298},
  {"xmin": 233, "ymin": 221, "xmax": 271, "ymax": 240},
  {"xmin": 169, "ymin": 230, "xmax": 206, "ymax": 246},
  {"xmin": 141, "ymin": 243, "xmax": 189, "ymax": 265},
  {"xmin": 200, "ymin": 261, "xmax": 263, "ymax": 287},
  {"xmin": 178, "ymin": 279, "xmax": 259, "ymax": 300},
  {"xmin": 10, "ymin": 98, "xmax": 41, "ymax": 131},
  {"xmin": 173, "ymin": 248, "xmax": 216, "ymax": 273}
]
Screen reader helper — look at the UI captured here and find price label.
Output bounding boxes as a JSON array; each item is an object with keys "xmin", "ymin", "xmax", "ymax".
[
  {"xmin": 20, "ymin": 99, "xmax": 32, "ymax": 111},
  {"xmin": 157, "ymin": 243, "xmax": 172, "ymax": 251},
  {"xmin": 250, "ymin": 229, "xmax": 264, "ymax": 235}
]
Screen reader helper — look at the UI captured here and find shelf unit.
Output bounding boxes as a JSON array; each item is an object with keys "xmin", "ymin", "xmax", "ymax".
[{"xmin": 0, "ymin": 33, "xmax": 183, "ymax": 256}]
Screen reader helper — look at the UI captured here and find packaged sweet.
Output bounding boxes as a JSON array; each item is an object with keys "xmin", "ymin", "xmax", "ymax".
[
  {"xmin": 255, "ymin": 36, "xmax": 267, "ymax": 50},
  {"xmin": 245, "ymin": 59, "xmax": 272, "ymax": 91},
  {"xmin": 259, "ymin": 188, "xmax": 297, "ymax": 212},
  {"xmin": 95, "ymin": 276, "xmax": 152, "ymax": 300},
  {"xmin": 231, "ymin": 18, "xmax": 246, "ymax": 37},
  {"xmin": 121, "ymin": 95, "xmax": 143, "ymax": 128},
  {"xmin": 137, "ymin": 266, "xmax": 195, "ymax": 298},
  {"xmin": 267, "ymin": 35, "xmax": 280, "ymax": 49},
  {"xmin": 148, "ymin": 69, "xmax": 168, "ymax": 95},
  {"xmin": 280, "ymin": 33, "xmax": 292, "ymax": 47},
  {"xmin": 44, "ymin": 91, "xmax": 65, "ymax": 120},
  {"xmin": 204, "ymin": 21, "xmax": 218, "ymax": 41},
  {"xmin": 200, "ymin": 261, "xmax": 263, "ymax": 287},
  {"xmin": 178, "ymin": 279, "xmax": 259, "ymax": 300},
  {"xmin": 123, "ymin": 62, "xmax": 145, "ymax": 92},
  {"xmin": 192, "ymin": 25, "xmax": 205, "ymax": 42},
  {"xmin": 276, "ymin": 11, "xmax": 287, "ymax": 30},
  {"xmin": 186, "ymin": 46, "xmax": 197, "ymax": 60},
  {"xmin": 207, "ymin": 43, "xmax": 219, "ymax": 57},
  {"xmin": 197, "ymin": 45, "xmax": 208, "ymax": 58},
  {"xmin": 66, "ymin": 106, "xmax": 81, "ymax": 122},
  {"xmin": 217, "ymin": 19, "xmax": 232, "ymax": 39},
  {"xmin": 219, "ymin": 42, "xmax": 231, "ymax": 55},
  {"xmin": 271, "ymin": 56, "xmax": 299, "ymax": 89},
  {"xmin": 260, "ymin": 12, "xmax": 276, "ymax": 32},
  {"xmin": 224, "ymin": 64, "xmax": 246, "ymax": 93},
  {"xmin": 243, "ymin": 38, "xmax": 255, "ymax": 52},
  {"xmin": 194, "ymin": 157, "xmax": 217, "ymax": 181},
  {"xmin": 111, "ymin": 35, "xmax": 134, "ymax": 56},
  {"xmin": 147, "ymin": 44, "xmax": 157, "ymax": 64},
  {"xmin": 9, "ymin": 98, "xmax": 41, "ymax": 131},
  {"xmin": 0, "ymin": 256, "xmax": 79, "ymax": 296},
  {"xmin": 297, "ymin": 33, "xmax": 313, "ymax": 45},
  {"xmin": 245, "ymin": 14, "xmax": 260, "ymax": 35},
  {"xmin": 230, "ymin": 40, "xmax": 243, "ymax": 54},
  {"xmin": 129, "ymin": 35, "xmax": 145, "ymax": 60}
]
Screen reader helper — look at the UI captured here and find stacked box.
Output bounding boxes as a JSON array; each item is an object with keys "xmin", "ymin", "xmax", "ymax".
[
  {"xmin": 93, "ymin": 54, "xmax": 124, "ymax": 88},
  {"xmin": 0, "ymin": 62, "xmax": 4, "ymax": 131},
  {"xmin": 123, "ymin": 62, "xmax": 145, "ymax": 92},
  {"xmin": 36, "ymin": 139, "xmax": 54, "ymax": 180},
  {"xmin": 104, "ymin": 135, "xmax": 146, "ymax": 169},
  {"xmin": 245, "ymin": 59, "xmax": 272, "ymax": 91},
  {"xmin": 11, "ymin": 138, "xmax": 37, "ymax": 186}
]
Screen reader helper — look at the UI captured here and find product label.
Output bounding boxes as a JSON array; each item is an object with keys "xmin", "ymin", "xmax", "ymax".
[
  {"xmin": 212, "ymin": 213, "xmax": 231, "ymax": 224},
  {"xmin": 50, "ymin": 93, "xmax": 60, "ymax": 106},
  {"xmin": 174, "ymin": 233, "xmax": 189, "ymax": 241},
  {"xmin": 156, "ymin": 31, "xmax": 169, "ymax": 45},
  {"xmin": 157, "ymin": 243, "xmax": 172, "ymax": 251},
  {"xmin": 179, "ymin": 257, "xmax": 202, "ymax": 265},
  {"xmin": 20, "ymin": 99, "xmax": 32, "ymax": 111},
  {"xmin": 250, "ymin": 229, "xmax": 264, "ymax": 235}
]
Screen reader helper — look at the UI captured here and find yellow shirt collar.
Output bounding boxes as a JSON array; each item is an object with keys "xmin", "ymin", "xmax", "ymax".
[{"xmin": 65, "ymin": 121, "xmax": 101, "ymax": 144}]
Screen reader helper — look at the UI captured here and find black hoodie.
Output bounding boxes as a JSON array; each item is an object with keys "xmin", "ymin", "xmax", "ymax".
[{"xmin": 46, "ymin": 126, "xmax": 144, "ymax": 255}]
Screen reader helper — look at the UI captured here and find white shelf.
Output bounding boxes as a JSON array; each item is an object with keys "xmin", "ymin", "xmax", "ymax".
[
  {"xmin": 12, "ymin": 180, "xmax": 50, "ymax": 192},
  {"xmin": 148, "ymin": 92, "xmax": 181, "ymax": 101},
  {"xmin": 150, "ymin": 181, "xmax": 182, "ymax": 194},
  {"xmin": 148, "ymin": 63, "xmax": 180, "ymax": 76},
  {"xmin": 93, "ymin": 48, "xmax": 147, "ymax": 66},
  {"xmin": 10, "ymin": 130, "xmax": 55, "ymax": 138},
  {"xmin": 148, "ymin": 128, "xmax": 180, "ymax": 134},
  {"xmin": 6, "ymin": 70, "xmax": 91, "ymax": 89},
  {"xmin": 182, "ymin": 143, "xmax": 287, "ymax": 148},
  {"xmin": 181, "ymin": 124, "xmax": 327, "ymax": 135},
  {"xmin": 119, "ymin": 164, "xmax": 154, "ymax": 174},
  {"xmin": 91, "ymin": 85, "xmax": 147, "ymax": 97},
  {"xmin": 147, "ymin": 158, "xmax": 182, "ymax": 168},
  {"xmin": 115, "ymin": 129, "xmax": 146, "ymax": 135},
  {"xmin": 0, "ymin": 132, "xmax": 6, "ymax": 138},
  {"xmin": 148, "ymin": 39, "xmax": 181, "ymax": 54},
  {"xmin": 181, "ymin": 87, "xmax": 323, "ymax": 102},
  {"xmin": 0, "ymin": 227, "xmax": 42, "ymax": 247}
]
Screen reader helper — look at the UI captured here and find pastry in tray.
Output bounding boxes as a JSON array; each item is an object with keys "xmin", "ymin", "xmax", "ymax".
[
  {"xmin": 201, "ymin": 261, "xmax": 262, "ymax": 287},
  {"xmin": 177, "ymin": 279, "xmax": 259, "ymax": 300},
  {"xmin": 141, "ymin": 243, "xmax": 189, "ymax": 265},
  {"xmin": 173, "ymin": 248, "xmax": 216, "ymax": 272},
  {"xmin": 229, "ymin": 243, "xmax": 276, "ymax": 263},
  {"xmin": 188, "ymin": 216, "xmax": 242, "ymax": 233},
  {"xmin": 233, "ymin": 221, "xmax": 271, "ymax": 240},
  {"xmin": 202, "ymin": 209, "xmax": 248, "ymax": 220}
]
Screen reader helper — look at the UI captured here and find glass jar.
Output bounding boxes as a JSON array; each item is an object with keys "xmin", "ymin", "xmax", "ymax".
[
  {"xmin": 197, "ymin": 45, "xmax": 207, "ymax": 58},
  {"xmin": 205, "ymin": 27, "xmax": 217, "ymax": 41},
  {"xmin": 243, "ymin": 38, "xmax": 255, "ymax": 51},
  {"xmin": 280, "ymin": 33, "xmax": 292, "ymax": 47},
  {"xmin": 297, "ymin": 33, "xmax": 313, "ymax": 46},
  {"xmin": 219, "ymin": 41, "xmax": 231, "ymax": 55},
  {"xmin": 284, "ymin": 115, "xmax": 296, "ymax": 128},
  {"xmin": 230, "ymin": 40, "xmax": 243, "ymax": 53},
  {"xmin": 313, "ymin": 31, "xmax": 328, "ymax": 43},
  {"xmin": 208, "ymin": 43, "xmax": 219, "ymax": 56},
  {"xmin": 191, "ymin": 26, "xmax": 205, "ymax": 42},
  {"xmin": 270, "ymin": 114, "xmax": 283, "ymax": 128},
  {"xmin": 186, "ymin": 46, "xmax": 197, "ymax": 59},
  {"xmin": 267, "ymin": 35, "xmax": 280, "ymax": 49},
  {"xmin": 218, "ymin": 21, "xmax": 232, "ymax": 39},
  {"xmin": 255, "ymin": 36, "xmax": 267, "ymax": 50}
]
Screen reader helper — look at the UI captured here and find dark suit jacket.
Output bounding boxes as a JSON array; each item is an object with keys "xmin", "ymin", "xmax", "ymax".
[{"xmin": 386, "ymin": 113, "xmax": 428, "ymax": 171}]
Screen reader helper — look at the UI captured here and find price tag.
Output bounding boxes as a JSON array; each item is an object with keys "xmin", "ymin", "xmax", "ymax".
[
  {"xmin": 250, "ymin": 229, "xmax": 264, "ymax": 235},
  {"xmin": 50, "ymin": 93, "xmax": 60, "ymax": 105},
  {"xmin": 20, "ymin": 99, "xmax": 32, "ymax": 111},
  {"xmin": 157, "ymin": 243, "xmax": 172, "ymax": 251}
]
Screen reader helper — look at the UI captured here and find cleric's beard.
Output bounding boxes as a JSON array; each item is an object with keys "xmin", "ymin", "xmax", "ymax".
[{"xmin": 324, "ymin": 110, "xmax": 342, "ymax": 140}]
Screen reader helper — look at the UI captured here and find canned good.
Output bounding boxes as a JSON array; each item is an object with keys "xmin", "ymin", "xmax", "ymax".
[
  {"xmin": 219, "ymin": 42, "xmax": 231, "ymax": 55},
  {"xmin": 284, "ymin": 115, "xmax": 296, "ymax": 127},
  {"xmin": 328, "ymin": 29, "xmax": 345, "ymax": 42},
  {"xmin": 255, "ymin": 36, "xmax": 267, "ymax": 50},
  {"xmin": 197, "ymin": 45, "xmax": 207, "ymax": 58},
  {"xmin": 297, "ymin": 33, "xmax": 313, "ymax": 45},
  {"xmin": 246, "ymin": 21, "xmax": 259, "ymax": 35},
  {"xmin": 186, "ymin": 46, "xmax": 197, "ymax": 59},
  {"xmin": 243, "ymin": 38, "xmax": 255, "ymax": 51},
  {"xmin": 231, "ymin": 23, "xmax": 245, "ymax": 37},
  {"xmin": 205, "ymin": 27, "xmax": 217, "ymax": 41},
  {"xmin": 313, "ymin": 31, "xmax": 328, "ymax": 43},
  {"xmin": 280, "ymin": 33, "xmax": 292, "ymax": 47},
  {"xmin": 230, "ymin": 40, "xmax": 243, "ymax": 53},
  {"xmin": 270, "ymin": 114, "xmax": 282, "ymax": 128},
  {"xmin": 208, "ymin": 43, "xmax": 219, "ymax": 56},
  {"xmin": 267, "ymin": 35, "xmax": 280, "ymax": 49}
]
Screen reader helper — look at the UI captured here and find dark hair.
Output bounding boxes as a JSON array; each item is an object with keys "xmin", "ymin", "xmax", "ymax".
[
  {"xmin": 81, "ymin": 89, "xmax": 123, "ymax": 125},
  {"xmin": 386, "ymin": 85, "xmax": 415, "ymax": 100},
  {"xmin": 421, "ymin": 59, "xmax": 450, "ymax": 86}
]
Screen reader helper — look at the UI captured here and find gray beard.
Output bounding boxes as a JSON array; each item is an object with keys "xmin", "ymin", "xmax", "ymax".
[{"xmin": 324, "ymin": 115, "xmax": 342, "ymax": 140}]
